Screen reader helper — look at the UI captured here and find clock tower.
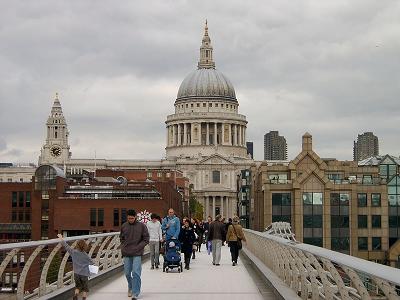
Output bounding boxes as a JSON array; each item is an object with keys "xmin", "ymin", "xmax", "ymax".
[{"xmin": 38, "ymin": 93, "xmax": 71, "ymax": 166}]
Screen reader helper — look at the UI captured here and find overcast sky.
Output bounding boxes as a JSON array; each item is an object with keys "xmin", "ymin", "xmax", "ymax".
[{"xmin": 1, "ymin": 0, "xmax": 399, "ymax": 164}]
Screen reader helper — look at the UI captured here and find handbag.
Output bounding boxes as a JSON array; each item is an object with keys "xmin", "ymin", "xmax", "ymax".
[{"xmin": 232, "ymin": 225, "xmax": 242, "ymax": 250}]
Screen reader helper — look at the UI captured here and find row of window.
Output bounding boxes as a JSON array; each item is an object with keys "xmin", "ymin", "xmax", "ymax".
[
  {"xmin": 358, "ymin": 215, "xmax": 381, "ymax": 228},
  {"xmin": 11, "ymin": 210, "xmax": 31, "ymax": 222},
  {"xmin": 12, "ymin": 191, "xmax": 31, "ymax": 208},
  {"xmin": 0, "ymin": 178, "xmax": 25, "ymax": 182},
  {"xmin": 357, "ymin": 193, "xmax": 381, "ymax": 207},
  {"xmin": 178, "ymin": 102, "xmax": 237, "ymax": 110},
  {"xmin": 358, "ymin": 237, "xmax": 382, "ymax": 250},
  {"xmin": 90, "ymin": 208, "xmax": 129, "ymax": 227}
]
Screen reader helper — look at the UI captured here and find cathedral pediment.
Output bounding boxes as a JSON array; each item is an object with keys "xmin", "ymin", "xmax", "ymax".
[{"xmin": 197, "ymin": 154, "xmax": 234, "ymax": 165}]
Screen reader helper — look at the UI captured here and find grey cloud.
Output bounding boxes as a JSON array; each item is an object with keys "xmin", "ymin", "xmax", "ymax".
[{"xmin": 0, "ymin": 0, "xmax": 399, "ymax": 163}]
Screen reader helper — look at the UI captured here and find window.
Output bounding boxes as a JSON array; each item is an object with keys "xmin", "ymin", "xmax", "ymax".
[
  {"xmin": 215, "ymin": 103, "xmax": 218, "ymax": 107},
  {"xmin": 18, "ymin": 211, "xmax": 23, "ymax": 221},
  {"xmin": 25, "ymin": 212, "xmax": 31, "ymax": 222},
  {"xmin": 272, "ymin": 193, "xmax": 291, "ymax": 223},
  {"xmin": 362, "ymin": 175, "xmax": 373, "ymax": 184},
  {"xmin": 121, "ymin": 208, "xmax": 127, "ymax": 224},
  {"xmin": 19, "ymin": 192, "xmax": 24, "ymax": 207},
  {"xmin": 166, "ymin": 172, "xmax": 170, "ymax": 178},
  {"xmin": 303, "ymin": 192, "xmax": 323, "ymax": 246},
  {"xmin": 212, "ymin": 171, "xmax": 220, "ymax": 184},
  {"xmin": 12, "ymin": 211, "xmax": 17, "ymax": 222},
  {"xmin": 357, "ymin": 193, "xmax": 367, "ymax": 207},
  {"xmin": 12, "ymin": 192, "xmax": 17, "ymax": 207},
  {"xmin": 157, "ymin": 172, "xmax": 162, "ymax": 178},
  {"xmin": 90, "ymin": 208, "xmax": 96, "ymax": 226},
  {"xmin": 191, "ymin": 103, "xmax": 193, "ymax": 108},
  {"xmin": 372, "ymin": 237, "xmax": 381, "ymax": 250},
  {"xmin": 25, "ymin": 192, "xmax": 31, "ymax": 208},
  {"xmin": 209, "ymin": 103, "xmax": 212, "ymax": 107},
  {"xmin": 358, "ymin": 237, "xmax": 368, "ymax": 250},
  {"xmin": 358, "ymin": 215, "xmax": 368, "ymax": 228},
  {"xmin": 98, "ymin": 209, "xmax": 104, "ymax": 226},
  {"xmin": 371, "ymin": 194, "xmax": 381, "ymax": 207},
  {"xmin": 197, "ymin": 103, "xmax": 200, "ymax": 107},
  {"xmin": 371, "ymin": 215, "xmax": 381, "ymax": 228},
  {"xmin": 203, "ymin": 103, "xmax": 206, "ymax": 107},
  {"xmin": 113, "ymin": 209, "xmax": 119, "ymax": 227},
  {"xmin": 147, "ymin": 172, "xmax": 152, "ymax": 178},
  {"xmin": 186, "ymin": 104, "xmax": 188, "ymax": 108}
]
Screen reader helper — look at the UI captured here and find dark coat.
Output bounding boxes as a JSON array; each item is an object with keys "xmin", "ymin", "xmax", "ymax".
[
  {"xmin": 178, "ymin": 226, "xmax": 196, "ymax": 253},
  {"xmin": 120, "ymin": 221, "xmax": 150, "ymax": 257},
  {"xmin": 209, "ymin": 221, "xmax": 226, "ymax": 241}
]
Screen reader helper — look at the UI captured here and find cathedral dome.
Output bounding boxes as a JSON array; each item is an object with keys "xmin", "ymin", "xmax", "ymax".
[{"xmin": 176, "ymin": 68, "xmax": 237, "ymax": 102}]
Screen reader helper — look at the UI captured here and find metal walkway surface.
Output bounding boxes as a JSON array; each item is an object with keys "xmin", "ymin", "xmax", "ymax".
[{"xmin": 90, "ymin": 245, "xmax": 276, "ymax": 300}]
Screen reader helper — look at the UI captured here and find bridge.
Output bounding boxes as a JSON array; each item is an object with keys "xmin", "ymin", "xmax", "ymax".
[{"xmin": 1, "ymin": 226, "xmax": 400, "ymax": 300}]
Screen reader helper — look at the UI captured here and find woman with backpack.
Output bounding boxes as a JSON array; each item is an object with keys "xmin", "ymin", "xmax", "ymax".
[{"xmin": 225, "ymin": 216, "xmax": 246, "ymax": 266}]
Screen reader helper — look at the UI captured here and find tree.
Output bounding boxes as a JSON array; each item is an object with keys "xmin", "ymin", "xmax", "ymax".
[{"xmin": 188, "ymin": 185, "xmax": 204, "ymax": 219}]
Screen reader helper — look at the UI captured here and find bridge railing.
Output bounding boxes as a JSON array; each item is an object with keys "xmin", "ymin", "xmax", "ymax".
[
  {"xmin": 0, "ymin": 232, "xmax": 122, "ymax": 300},
  {"xmin": 244, "ymin": 229, "xmax": 400, "ymax": 300}
]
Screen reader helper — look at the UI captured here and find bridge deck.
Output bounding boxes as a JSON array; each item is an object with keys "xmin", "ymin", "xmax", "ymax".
[{"xmin": 91, "ymin": 245, "xmax": 276, "ymax": 299}]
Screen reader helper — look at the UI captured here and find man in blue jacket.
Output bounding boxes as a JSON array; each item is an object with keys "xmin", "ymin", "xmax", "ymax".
[{"xmin": 161, "ymin": 208, "xmax": 180, "ymax": 240}]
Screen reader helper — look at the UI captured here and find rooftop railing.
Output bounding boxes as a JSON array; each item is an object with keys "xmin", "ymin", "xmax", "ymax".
[
  {"xmin": 244, "ymin": 229, "xmax": 400, "ymax": 299},
  {"xmin": 0, "ymin": 232, "xmax": 122, "ymax": 300}
]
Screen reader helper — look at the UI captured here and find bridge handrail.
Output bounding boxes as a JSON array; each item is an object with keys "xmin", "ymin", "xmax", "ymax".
[
  {"xmin": 0, "ymin": 232, "xmax": 123, "ymax": 300},
  {"xmin": 244, "ymin": 229, "xmax": 400, "ymax": 299}
]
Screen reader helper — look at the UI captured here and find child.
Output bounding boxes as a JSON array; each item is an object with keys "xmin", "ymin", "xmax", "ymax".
[{"xmin": 57, "ymin": 234, "xmax": 93, "ymax": 300}]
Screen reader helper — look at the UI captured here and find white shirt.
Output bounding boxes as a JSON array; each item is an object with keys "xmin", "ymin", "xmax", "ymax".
[{"xmin": 146, "ymin": 220, "xmax": 162, "ymax": 242}]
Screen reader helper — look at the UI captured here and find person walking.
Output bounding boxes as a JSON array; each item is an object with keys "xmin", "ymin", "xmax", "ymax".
[
  {"xmin": 203, "ymin": 216, "xmax": 212, "ymax": 255},
  {"xmin": 161, "ymin": 208, "xmax": 180, "ymax": 240},
  {"xmin": 146, "ymin": 213, "xmax": 163, "ymax": 269},
  {"xmin": 120, "ymin": 209, "xmax": 149, "ymax": 300},
  {"xmin": 179, "ymin": 218, "xmax": 196, "ymax": 270},
  {"xmin": 57, "ymin": 234, "xmax": 93, "ymax": 300},
  {"xmin": 208, "ymin": 214, "xmax": 226, "ymax": 266},
  {"xmin": 196, "ymin": 219, "xmax": 205, "ymax": 252},
  {"xmin": 226, "ymin": 216, "xmax": 246, "ymax": 266}
]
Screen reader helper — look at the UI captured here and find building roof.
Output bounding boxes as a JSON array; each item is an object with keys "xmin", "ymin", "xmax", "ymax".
[
  {"xmin": 358, "ymin": 155, "xmax": 400, "ymax": 166},
  {"xmin": 176, "ymin": 68, "xmax": 237, "ymax": 102}
]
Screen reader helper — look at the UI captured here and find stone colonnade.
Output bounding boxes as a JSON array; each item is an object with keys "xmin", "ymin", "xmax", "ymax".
[
  {"xmin": 167, "ymin": 122, "xmax": 246, "ymax": 147},
  {"xmin": 201, "ymin": 195, "xmax": 235, "ymax": 220}
]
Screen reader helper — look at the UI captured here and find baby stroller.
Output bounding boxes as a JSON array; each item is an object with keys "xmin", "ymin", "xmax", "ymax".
[{"xmin": 162, "ymin": 239, "xmax": 183, "ymax": 273}]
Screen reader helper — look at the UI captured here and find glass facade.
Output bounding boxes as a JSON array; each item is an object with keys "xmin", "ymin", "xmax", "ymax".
[
  {"xmin": 330, "ymin": 193, "xmax": 350, "ymax": 253},
  {"xmin": 303, "ymin": 192, "xmax": 323, "ymax": 247},
  {"xmin": 388, "ymin": 175, "xmax": 400, "ymax": 246},
  {"xmin": 272, "ymin": 193, "xmax": 291, "ymax": 223}
]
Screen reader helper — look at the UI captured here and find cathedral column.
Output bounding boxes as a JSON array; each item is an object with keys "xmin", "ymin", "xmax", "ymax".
[
  {"xmin": 243, "ymin": 127, "xmax": 246, "ymax": 145},
  {"xmin": 228, "ymin": 123, "xmax": 232, "ymax": 145},
  {"xmin": 205, "ymin": 196, "xmax": 210, "ymax": 218},
  {"xmin": 233, "ymin": 124, "xmax": 237, "ymax": 146},
  {"xmin": 183, "ymin": 123, "xmax": 187, "ymax": 145},
  {"xmin": 221, "ymin": 196, "xmax": 224, "ymax": 217},
  {"xmin": 221, "ymin": 123, "xmax": 225, "ymax": 145},
  {"xmin": 214, "ymin": 123, "xmax": 217, "ymax": 145},
  {"xmin": 212, "ymin": 196, "xmax": 216, "ymax": 219},
  {"xmin": 190, "ymin": 123, "xmax": 195, "ymax": 145},
  {"xmin": 197, "ymin": 123, "xmax": 201, "ymax": 144},
  {"xmin": 225, "ymin": 196, "xmax": 229, "ymax": 217},
  {"xmin": 206, "ymin": 123, "xmax": 210, "ymax": 145},
  {"xmin": 177, "ymin": 124, "xmax": 182, "ymax": 145},
  {"xmin": 166, "ymin": 126, "xmax": 169, "ymax": 146},
  {"xmin": 239, "ymin": 125, "xmax": 242, "ymax": 146},
  {"xmin": 172, "ymin": 125, "xmax": 177, "ymax": 146}
]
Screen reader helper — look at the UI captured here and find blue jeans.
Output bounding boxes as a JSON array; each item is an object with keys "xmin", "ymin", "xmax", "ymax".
[{"xmin": 123, "ymin": 256, "xmax": 142, "ymax": 297}]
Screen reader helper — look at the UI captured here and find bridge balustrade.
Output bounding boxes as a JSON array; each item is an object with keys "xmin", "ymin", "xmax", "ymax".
[
  {"xmin": 244, "ymin": 229, "xmax": 400, "ymax": 299},
  {"xmin": 0, "ymin": 232, "xmax": 122, "ymax": 299}
]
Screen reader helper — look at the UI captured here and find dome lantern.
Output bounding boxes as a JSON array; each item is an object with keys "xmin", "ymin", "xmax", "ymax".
[{"xmin": 198, "ymin": 20, "xmax": 215, "ymax": 69}]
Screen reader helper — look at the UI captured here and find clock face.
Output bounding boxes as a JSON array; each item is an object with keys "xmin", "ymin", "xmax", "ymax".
[{"xmin": 50, "ymin": 146, "xmax": 62, "ymax": 157}]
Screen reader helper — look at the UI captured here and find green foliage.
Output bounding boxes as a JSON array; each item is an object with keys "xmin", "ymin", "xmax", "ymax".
[{"xmin": 189, "ymin": 185, "xmax": 204, "ymax": 220}]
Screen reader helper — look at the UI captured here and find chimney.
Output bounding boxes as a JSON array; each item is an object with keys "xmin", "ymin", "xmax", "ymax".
[{"xmin": 302, "ymin": 132, "xmax": 312, "ymax": 152}]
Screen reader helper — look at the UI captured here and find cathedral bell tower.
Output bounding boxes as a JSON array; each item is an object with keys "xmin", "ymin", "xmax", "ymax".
[{"xmin": 38, "ymin": 93, "xmax": 71, "ymax": 165}]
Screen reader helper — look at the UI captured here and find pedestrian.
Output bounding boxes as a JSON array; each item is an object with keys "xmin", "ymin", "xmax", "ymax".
[
  {"xmin": 120, "ymin": 209, "xmax": 150, "ymax": 300},
  {"xmin": 203, "ymin": 216, "xmax": 212, "ymax": 255},
  {"xmin": 226, "ymin": 216, "xmax": 246, "ymax": 266},
  {"xmin": 208, "ymin": 214, "xmax": 226, "ymax": 266},
  {"xmin": 57, "ymin": 234, "xmax": 93, "ymax": 300},
  {"xmin": 196, "ymin": 219, "xmax": 205, "ymax": 252},
  {"xmin": 146, "ymin": 213, "xmax": 163, "ymax": 269},
  {"xmin": 191, "ymin": 218, "xmax": 198, "ymax": 259},
  {"xmin": 161, "ymin": 208, "xmax": 180, "ymax": 240},
  {"xmin": 178, "ymin": 218, "xmax": 196, "ymax": 270}
]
